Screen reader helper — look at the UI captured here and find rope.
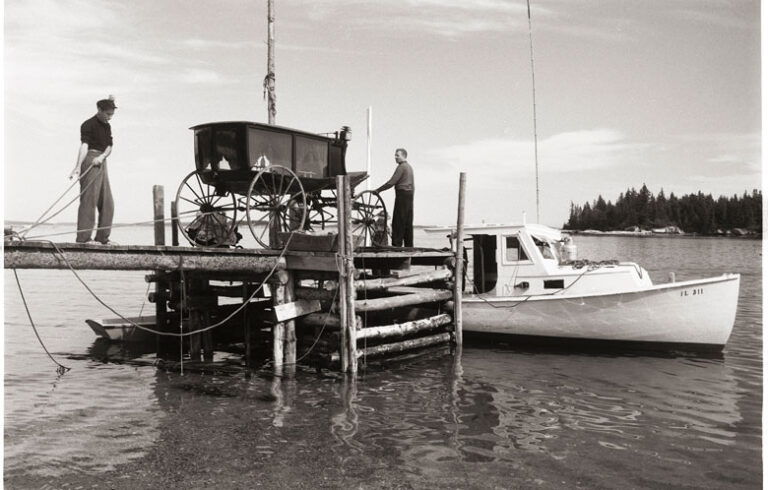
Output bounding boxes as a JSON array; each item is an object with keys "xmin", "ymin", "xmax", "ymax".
[
  {"xmin": 42, "ymin": 233, "xmax": 294, "ymax": 337},
  {"xmin": 21, "ymin": 207, "xmax": 232, "ymax": 242},
  {"xmin": 468, "ymin": 263, "xmax": 598, "ymax": 309},
  {"xmin": 292, "ymin": 285, "xmax": 340, "ymax": 364},
  {"xmin": 137, "ymin": 282, "xmax": 152, "ymax": 318},
  {"xmin": 12, "ymin": 269, "xmax": 71, "ymax": 375},
  {"xmin": 20, "ymin": 163, "xmax": 98, "ymax": 236},
  {"xmin": 22, "ymin": 214, "xmax": 178, "ymax": 241}
]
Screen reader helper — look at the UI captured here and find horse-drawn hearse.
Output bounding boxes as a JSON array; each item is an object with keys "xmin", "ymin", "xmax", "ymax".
[{"xmin": 174, "ymin": 121, "xmax": 386, "ymax": 248}]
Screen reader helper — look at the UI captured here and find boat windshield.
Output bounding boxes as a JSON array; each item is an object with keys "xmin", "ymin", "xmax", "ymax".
[{"xmin": 531, "ymin": 235, "xmax": 560, "ymax": 262}]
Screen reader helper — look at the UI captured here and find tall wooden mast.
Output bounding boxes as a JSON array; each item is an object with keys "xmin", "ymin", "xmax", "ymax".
[
  {"xmin": 526, "ymin": 0, "xmax": 540, "ymax": 223},
  {"xmin": 265, "ymin": 0, "xmax": 276, "ymax": 125}
]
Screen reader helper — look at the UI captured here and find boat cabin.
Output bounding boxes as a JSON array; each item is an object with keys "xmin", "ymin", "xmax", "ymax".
[
  {"xmin": 426, "ymin": 223, "xmax": 652, "ymax": 297},
  {"xmin": 190, "ymin": 121, "xmax": 350, "ymax": 179}
]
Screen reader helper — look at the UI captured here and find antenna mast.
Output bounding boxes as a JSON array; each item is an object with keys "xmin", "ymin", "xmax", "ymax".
[
  {"xmin": 265, "ymin": 0, "xmax": 276, "ymax": 124},
  {"xmin": 526, "ymin": 0, "xmax": 540, "ymax": 222}
]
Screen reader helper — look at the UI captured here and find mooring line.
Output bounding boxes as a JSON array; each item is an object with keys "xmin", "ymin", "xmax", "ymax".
[
  {"xmin": 21, "ymin": 163, "xmax": 98, "ymax": 236},
  {"xmin": 43, "ymin": 233, "xmax": 295, "ymax": 338},
  {"xmin": 12, "ymin": 269, "xmax": 71, "ymax": 375}
]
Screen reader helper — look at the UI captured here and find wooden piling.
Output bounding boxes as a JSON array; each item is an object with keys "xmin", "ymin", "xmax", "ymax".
[
  {"xmin": 243, "ymin": 282, "xmax": 251, "ymax": 364},
  {"xmin": 153, "ymin": 185, "xmax": 165, "ymax": 246},
  {"xmin": 356, "ymin": 314, "xmax": 452, "ymax": 341},
  {"xmin": 152, "ymin": 186, "xmax": 169, "ymax": 358},
  {"xmin": 271, "ymin": 271, "xmax": 287, "ymax": 373},
  {"xmin": 336, "ymin": 176, "xmax": 349, "ymax": 372},
  {"xmin": 202, "ymin": 310, "xmax": 213, "ymax": 362},
  {"xmin": 355, "ymin": 289, "xmax": 452, "ymax": 312},
  {"xmin": 284, "ymin": 271, "xmax": 297, "ymax": 366},
  {"xmin": 454, "ymin": 172, "xmax": 466, "ymax": 347},
  {"xmin": 171, "ymin": 200, "xmax": 179, "ymax": 246},
  {"xmin": 343, "ymin": 175, "xmax": 358, "ymax": 373},
  {"xmin": 354, "ymin": 268, "xmax": 451, "ymax": 292},
  {"xmin": 331, "ymin": 332, "xmax": 451, "ymax": 362}
]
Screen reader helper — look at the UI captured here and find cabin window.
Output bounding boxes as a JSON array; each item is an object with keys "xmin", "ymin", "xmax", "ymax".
[
  {"xmin": 544, "ymin": 279, "xmax": 564, "ymax": 289},
  {"xmin": 472, "ymin": 234, "xmax": 497, "ymax": 294},
  {"xmin": 532, "ymin": 235, "xmax": 559, "ymax": 261},
  {"xmin": 295, "ymin": 136, "xmax": 328, "ymax": 178},
  {"xmin": 504, "ymin": 236, "xmax": 529, "ymax": 262},
  {"xmin": 248, "ymin": 128, "xmax": 292, "ymax": 170}
]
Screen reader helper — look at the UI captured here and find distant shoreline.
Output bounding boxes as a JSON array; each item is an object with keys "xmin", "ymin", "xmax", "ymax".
[
  {"xmin": 567, "ymin": 230, "xmax": 761, "ymax": 239},
  {"xmin": 5, "ymin": 221, "xmax": 760, "ymax": 239}
]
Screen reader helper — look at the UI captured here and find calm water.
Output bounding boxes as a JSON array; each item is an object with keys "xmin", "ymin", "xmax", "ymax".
[{"xmin": 4, "ymin": 225, "xmax": 762, "ymax": 488}]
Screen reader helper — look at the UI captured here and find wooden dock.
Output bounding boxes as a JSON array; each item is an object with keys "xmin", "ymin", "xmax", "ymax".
[{"xmin": 4, "ymin": 174, "xmax": 467, "ymax": 374}]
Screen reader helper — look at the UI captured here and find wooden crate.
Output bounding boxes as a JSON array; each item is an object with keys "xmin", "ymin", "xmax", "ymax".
[{"xmin": 276, "ymin": 232, "xmax": 363, "ymax": 252}]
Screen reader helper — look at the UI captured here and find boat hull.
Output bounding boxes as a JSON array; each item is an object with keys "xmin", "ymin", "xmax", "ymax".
[
  {"xmin": 86, "ymin": 316, "xmax": 156, "ymax": 343},
  {"xmin": 462, "ymin": 274, "xmax": 740, "ymax": 349}
]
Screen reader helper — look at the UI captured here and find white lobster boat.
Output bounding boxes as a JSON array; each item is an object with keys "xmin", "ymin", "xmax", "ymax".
[{"xmin": 427, "ymin": 223, "xmax": 740, "ymax": 351}]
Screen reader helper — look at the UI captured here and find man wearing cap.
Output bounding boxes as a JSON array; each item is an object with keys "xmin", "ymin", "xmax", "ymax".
[
  {"xmin": 70, "ymin": 96, "xmax": 117, "ymax": 244},
  {"xmin": 375, "ymin": 148, "xmax": 414, "ymax": 247}
]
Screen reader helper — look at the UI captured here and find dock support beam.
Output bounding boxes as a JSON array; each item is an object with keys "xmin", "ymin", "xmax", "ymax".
[{"xmin": 453, "ymin": 173, "xmax": 466, "ymax": 348}]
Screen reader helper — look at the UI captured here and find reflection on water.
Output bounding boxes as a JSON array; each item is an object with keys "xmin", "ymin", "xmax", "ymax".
[{"xmin": 3, "ymin": 226, "xmax": 762, "ymax": 487}]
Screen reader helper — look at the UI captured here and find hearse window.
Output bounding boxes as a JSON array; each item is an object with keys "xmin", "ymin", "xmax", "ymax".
[
  {"xmin": 194, "ymin": 128, "xmax": 212, "ymax": 172},
  {"xmin": 295, "ymin": 136, "xmax": 328, "ymax": 178},
  {"xmin": 248, "ymin": 128, "xmax": 291, "ymax": 170},
  {"xmin": 213, "ymin": 129, "xmax": 246, "ymax": 170},
  {"xmin": 504, "ymin": 236, "xmax": 528, "ymax": 262}
]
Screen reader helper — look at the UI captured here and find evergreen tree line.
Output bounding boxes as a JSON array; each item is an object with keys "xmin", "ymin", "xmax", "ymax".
[{"xmin": 564, "ymin": 184, "xmax": 762, "ymax": 234}]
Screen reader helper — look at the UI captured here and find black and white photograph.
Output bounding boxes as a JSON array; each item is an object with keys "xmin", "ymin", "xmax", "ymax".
[{"xmin": 3, "ymin": 1, "xmax": 762, "ymax": 488}]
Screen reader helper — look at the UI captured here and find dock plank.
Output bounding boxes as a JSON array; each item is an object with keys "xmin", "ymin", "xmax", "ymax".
[{"xmin": 4, "ymin": 241, "xmax": 285, "ymax": 273}]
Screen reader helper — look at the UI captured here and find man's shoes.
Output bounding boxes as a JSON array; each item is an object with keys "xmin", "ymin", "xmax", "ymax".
[
  {"xmin": 85, "ymin": 240, "xmax": 100, "ymax": 245},
  {"xmin": 101, "ymin": 240, "xmax": 119, "ymax": 246}
]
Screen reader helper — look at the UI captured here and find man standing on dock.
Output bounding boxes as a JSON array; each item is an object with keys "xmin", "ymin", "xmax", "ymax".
[
  {"xmin": 70, "ymin": 96, "xmax": 117, "ymax": 245},
  {"xmin": 375, "ymin": 148, "xmax": 414, "ymax": 247}
]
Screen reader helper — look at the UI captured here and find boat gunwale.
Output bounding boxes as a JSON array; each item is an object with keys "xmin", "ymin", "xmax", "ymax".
[{"xmin": 463, "ymin": 273, "xmax": 740, "ymax": 303}]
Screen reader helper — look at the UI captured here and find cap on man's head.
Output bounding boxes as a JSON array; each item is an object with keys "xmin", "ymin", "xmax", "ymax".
[{"xmin": 97, "ymin": 95, "xmax": 117, "ymax": 111}]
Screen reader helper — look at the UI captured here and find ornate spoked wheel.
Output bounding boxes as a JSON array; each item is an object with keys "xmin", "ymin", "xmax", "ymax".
[
  {"xmin": 175, "ymin": 170, "xmax": 240, "ymax": 247},
  {"xmin": 245, "ymin": 165, "xmax": 307, "ymax": 249},
  {"xmin": 351, "ymin": 191, "xmax": 388, "ymax": 247}
]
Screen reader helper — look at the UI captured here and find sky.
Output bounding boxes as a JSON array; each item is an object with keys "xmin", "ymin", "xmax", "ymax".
[{"xmin": 3, "ymin": 0, "xmax": 762, "ymax": 228}]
